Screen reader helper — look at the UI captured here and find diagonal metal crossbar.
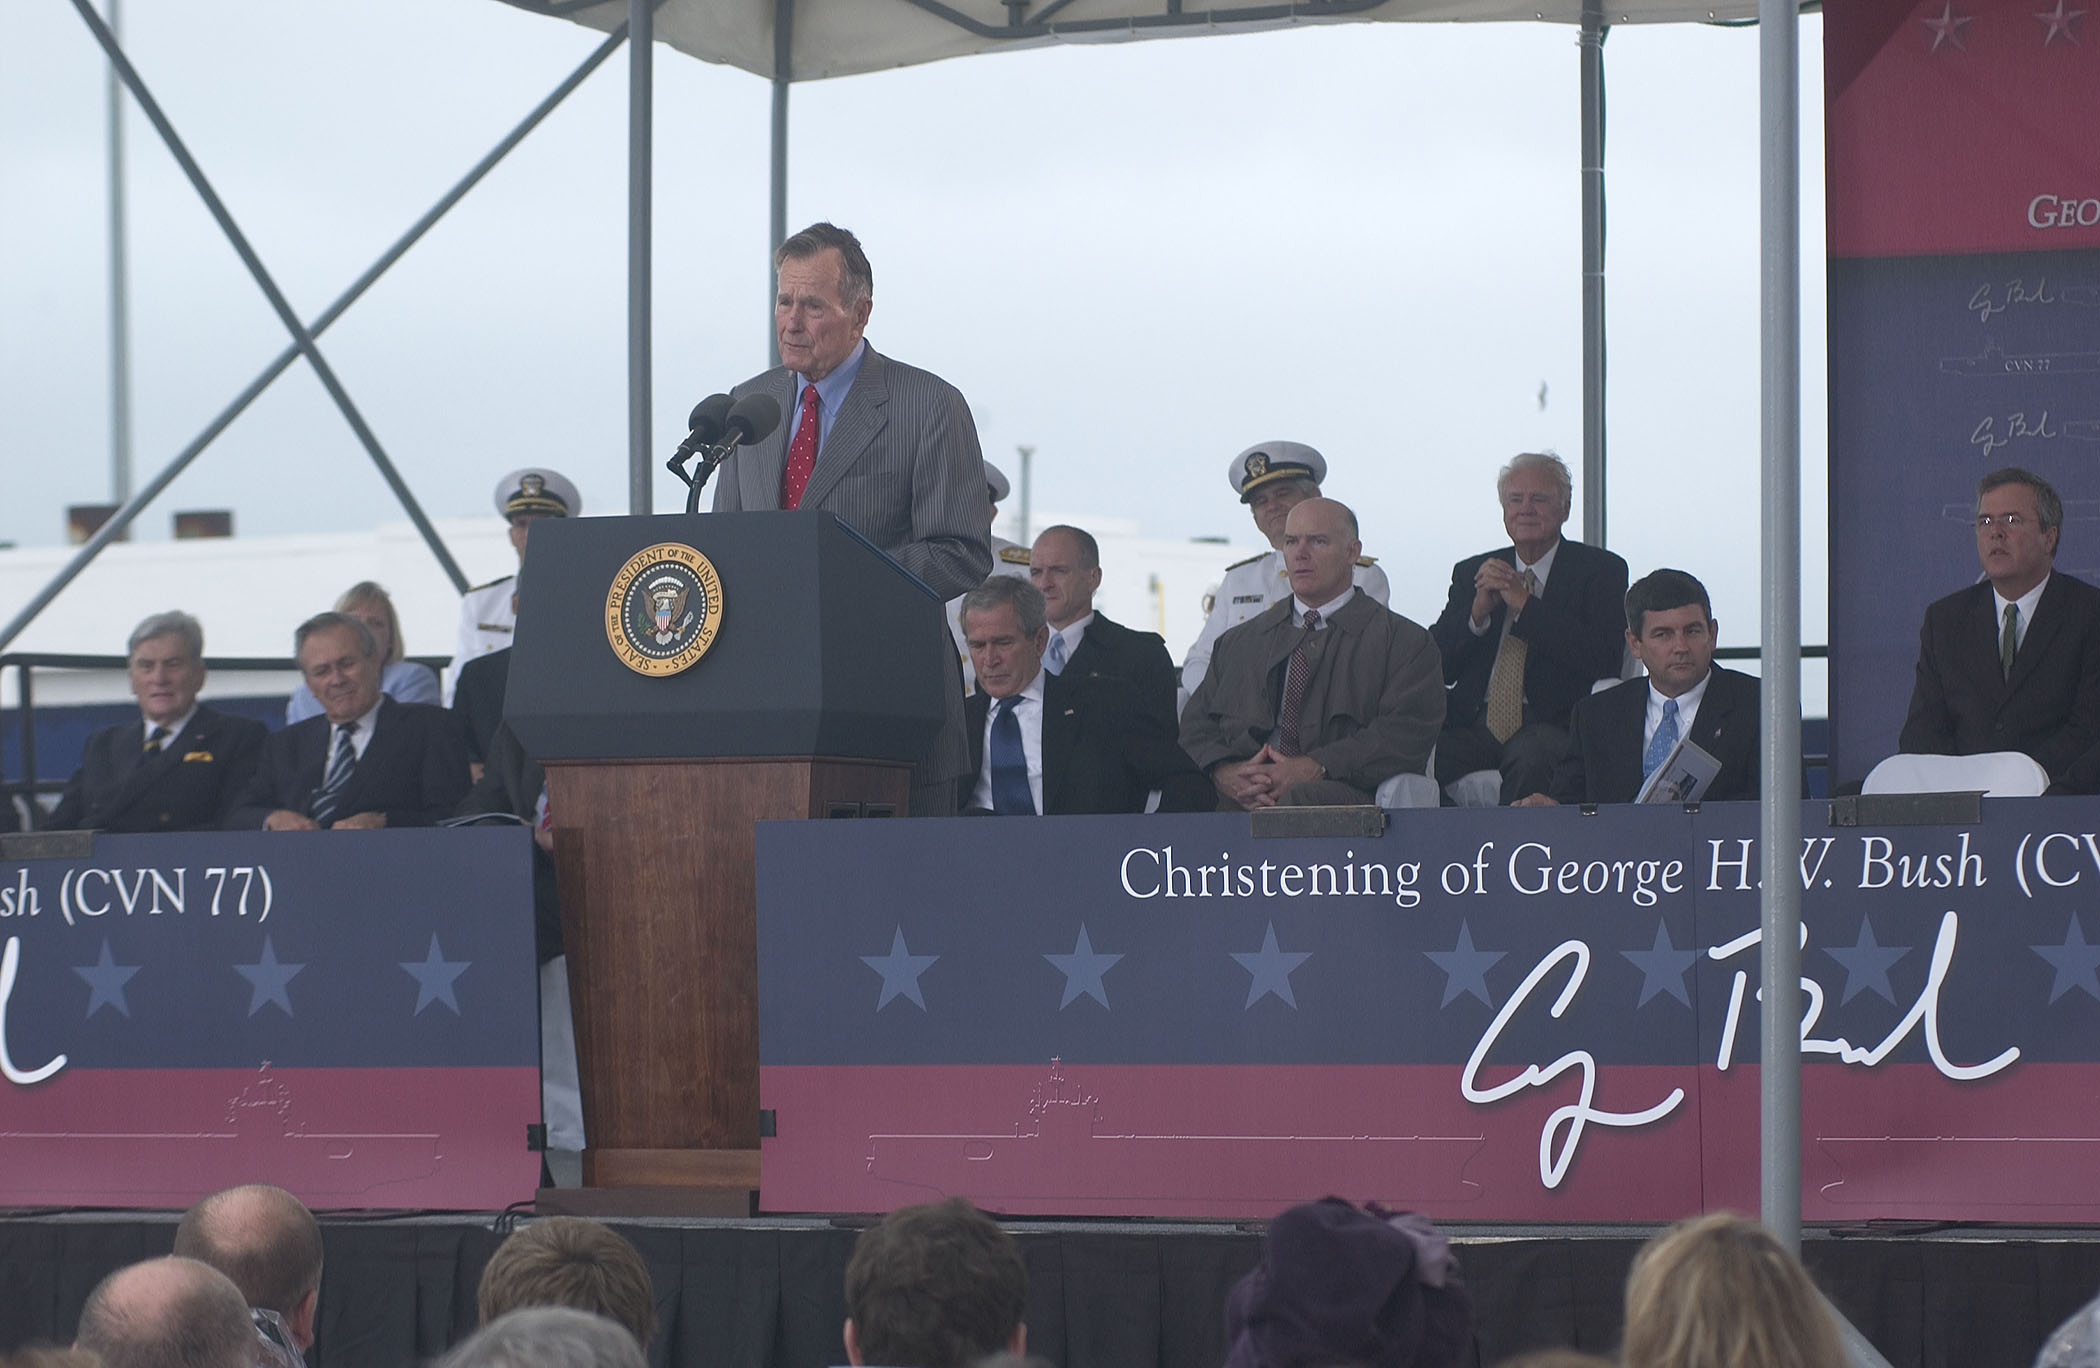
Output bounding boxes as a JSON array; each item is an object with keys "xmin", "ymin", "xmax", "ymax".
[{"xmin": 0, "ymin": 11, "xmax": 626, "ymax": 654}]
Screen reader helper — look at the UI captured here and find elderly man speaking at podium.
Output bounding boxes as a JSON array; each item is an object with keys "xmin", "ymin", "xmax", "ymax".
[{"xmin": 714, "ymin": 222, "xmax": 992, "ymax": 815}]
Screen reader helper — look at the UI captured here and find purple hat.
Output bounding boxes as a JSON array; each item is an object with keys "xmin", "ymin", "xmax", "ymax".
[{"xmin": 1223, "ymin": 1198, "xmax": 1473, "ymax": 1368}]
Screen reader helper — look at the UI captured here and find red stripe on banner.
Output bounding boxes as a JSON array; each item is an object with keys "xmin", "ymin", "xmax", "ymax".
[
  {"xmin": 763, "ymin": 1061, "xmax": 2100, "ymax": 1222},
  {"xmin": 1827, "ymin": 0, "xmax": 2100, "ymax": 257},
  {"xmin": 761, "ymin": 1062, "xmax": 1708, "ymax": 1221},
  {"xmin": 1702, "ymin": 1062, "xmax": 2100, "ymax": 1223},
  {"xmin": 0, "ymin": 1067, "xmax": 542, "ymax": 1211}
]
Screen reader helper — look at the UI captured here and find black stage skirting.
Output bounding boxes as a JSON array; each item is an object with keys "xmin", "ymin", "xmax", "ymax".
[{"xmin": 3, "ymin": 1215, "xmax": 2097, "ymax": 1368}]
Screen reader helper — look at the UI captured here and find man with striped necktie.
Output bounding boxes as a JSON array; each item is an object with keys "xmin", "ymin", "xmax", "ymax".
[{"xmin": 227, "ymin": 611, "xmax": 469, "ymax": 830}]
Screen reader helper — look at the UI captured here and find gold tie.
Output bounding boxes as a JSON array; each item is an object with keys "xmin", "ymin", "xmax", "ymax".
[{"xmin": 1484, "ymin": 569, "xmax": 1538, "ymax": 743}]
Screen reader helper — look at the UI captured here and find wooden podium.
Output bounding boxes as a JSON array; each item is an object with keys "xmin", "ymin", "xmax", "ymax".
[{"xmin": 505, "ymin": 511, "xmax": 947, "ymax": 1196}]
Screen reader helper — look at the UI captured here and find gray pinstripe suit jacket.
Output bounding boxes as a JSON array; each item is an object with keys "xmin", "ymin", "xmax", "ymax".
[
  {"xmin": 716, "ymin": 342, "xmax": 994, "ymax": 788},
  {"xmin": 717, "ymin": 343, "xmax": 993, "ymax": 599}
]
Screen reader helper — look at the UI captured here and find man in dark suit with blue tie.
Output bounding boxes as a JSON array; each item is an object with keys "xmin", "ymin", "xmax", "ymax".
[
  {"xmin": 958, "ymin": 577, "xmax": 1212, "ymax": 816},
  {"xmin": 48, "ymin": 611, "xmax": 266, "ymax": 832},
  {"xmin": 226, "ymin": 612, "xmax": 470, "ymax": 830},
  {"xmin": 1899, "ymin": 467, "xmax": 2100, "ymax": 791},
  {"xmin": 1518, "ymin": 569, "xmax": 1762, "ymax": 805},
  {"xmin": 716, "ymin": 222, "xmax": 993, "ymax": 817},
  {"xmin": 1029, "ymin": 524, "xmax": 1180, "ymax": 737}
]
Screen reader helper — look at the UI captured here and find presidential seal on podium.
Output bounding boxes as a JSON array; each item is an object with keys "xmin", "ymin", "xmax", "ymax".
[{"xmin": 605, "ymin": 541, "xmax": 723, "ymax": 676}]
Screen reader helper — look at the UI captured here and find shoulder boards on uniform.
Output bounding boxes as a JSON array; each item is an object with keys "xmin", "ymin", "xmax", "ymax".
[
  {"xmin": 998, "ymin": 546, "xmax": 1031, "ymax": 565},
  {"xmin": 1355, "ymin": 555, "xmax": 1378, "ymax": 567},
  {"xmin": 467, "ymin": 574, "xmax": 516, "ymax": 593},
  {"xmin": 1225, "ymin": 552, "xmax": 1267, "ymax": 571}
]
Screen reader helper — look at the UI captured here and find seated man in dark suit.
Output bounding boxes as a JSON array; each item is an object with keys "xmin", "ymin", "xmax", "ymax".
[
  {"xmin": 48, "ymin": 610, "xmax": 266, "ymax": 832},
  {"xmin": 1517, "ymin": 569, "xmax": 1761, "ymax": 805},
  {"xmin": 1430, "ymin": 452, "xmax": 1629, "ymax": 805},
  {"xmin": 227, "ymin": 611, "xmax": 471, "ymax": 830},
  {"xmin": 1181, "ymin": 499, "xmax": 1444, "ymax": 809},
  {"xmin": 1029, "ymin": 524, "xmax": 1179, "ymax": 735},
  {"xmin": 958, "ymin": 576, "xmax": 1212, "ymax": 815},
  {"xmin": 1900, "ymin": 466, "xmax": 2100, "ymax": 791},
  {"xmin": 453, "ymin": 644, "xmax": 510, "ymax": 775}
]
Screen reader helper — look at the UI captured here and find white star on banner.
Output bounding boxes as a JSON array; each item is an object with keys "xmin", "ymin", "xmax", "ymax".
[
  {"xmin": 1922, "ymin": 1, "xmax": 1975, "ymax": 50},
  {"xmin": 2036, "ymin": 0, "xmax": 2086, "ymax": 45}
]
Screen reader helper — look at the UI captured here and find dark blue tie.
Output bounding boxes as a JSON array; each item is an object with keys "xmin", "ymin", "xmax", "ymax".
[{"xmin": 990, "ymin": 697, "xmax": 1035, "ymax": 816}]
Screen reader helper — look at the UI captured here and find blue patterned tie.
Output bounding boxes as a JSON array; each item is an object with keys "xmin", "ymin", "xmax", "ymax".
[
  {"xmin": 1044, "ymin": 632, "xmax": 1068, "ymax": 675},
  {"xmin": 1642, "ymin": 699, "xmax": 1680, "ymax": 781},
  {"xmin": 989, "ymin": 697, "xmax": 1035, "ymax": 815},
  {"xmin": 310, "ymin": 721, "xmax": 359, "ymax": 826}
]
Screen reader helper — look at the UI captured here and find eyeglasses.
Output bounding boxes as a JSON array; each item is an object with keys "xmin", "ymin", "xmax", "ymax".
[{"xmin": 1975, "ymin": 512, "xmax": 2031, "ymax": 530}]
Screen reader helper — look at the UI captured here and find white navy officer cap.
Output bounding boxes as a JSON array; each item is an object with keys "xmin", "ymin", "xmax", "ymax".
[
  {"xmin": 984, "ymin": 460, "xmax": 1012, "ymax": 505},
  {"xmin": 494, "ymin": 468, "xmax": 581, "ymax": 520},
  {"xmin": 1230, "ymin": 442, "xmax": 1326, "ymax": 503}
]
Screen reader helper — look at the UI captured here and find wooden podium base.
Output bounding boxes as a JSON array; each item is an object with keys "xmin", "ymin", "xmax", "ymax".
[{"xmin": 546, "ymin": 756, "xmax": 910, "ymax": 1190}]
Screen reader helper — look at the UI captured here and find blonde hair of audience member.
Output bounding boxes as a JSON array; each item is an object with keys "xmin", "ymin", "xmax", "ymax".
[
  {"xmin": 336, "ymin": 582, "xmax": 407, "ymax": 666},
  {"xmin": 1621, "ymin": 1212, "xmax": 1846, "ymax": 1368}
]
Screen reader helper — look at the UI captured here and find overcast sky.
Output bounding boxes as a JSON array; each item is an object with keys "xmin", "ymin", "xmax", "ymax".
[{"xmin": 0, "ymin": 0, "xmax": 1828, "ymax": 658}]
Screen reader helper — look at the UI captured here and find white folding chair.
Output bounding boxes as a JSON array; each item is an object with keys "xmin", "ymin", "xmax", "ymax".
[{"xmin": 1861, "ymin": 751, "xmax": 2050, "ymax": 798}]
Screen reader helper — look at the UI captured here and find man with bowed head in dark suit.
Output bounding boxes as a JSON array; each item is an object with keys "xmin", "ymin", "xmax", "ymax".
[
  {"xmin": 48, "ymin": 610, "xmax": 266, "ymax": 832},
  {"xmin": 1029, "ymin": 523, "xmax": 1180, "ymax": 736},
  {"xmin": 715, "ymin": 221, "xmax": 992, "ymax": 816},
  {"xmin": 1431, "ymin": 451, "xmax": 1630, "ymax": 805},
  {"xmin": 226, "ymin": 611, "xmax": 470, "ymax": 830},
  {"xmin": 1900, "ymin": 466, "xmax": 2100, "ymax": 791},
  {"xmin": 958, "ymin": 576, "xmax": 1213, "ymax": 816},
  {"xmin": 1516, "ymin": 568, "xmax": 1762, "ymax": 805}
]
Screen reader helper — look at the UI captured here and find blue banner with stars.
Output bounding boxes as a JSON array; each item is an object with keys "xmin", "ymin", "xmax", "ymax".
[
  {"xmin": 757, "ymin": 801, "xmax": 2100, "ymax": 1222},
  {"xmin": 0, "ymin": 829, "xmax": 542, "ymax": 1211}
]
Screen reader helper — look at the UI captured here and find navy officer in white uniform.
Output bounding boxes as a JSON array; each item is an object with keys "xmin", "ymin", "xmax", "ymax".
[
  {"xmin": 1181, "ymin": 441, "xmax": 1389, "ymax": 694},
  {"xmin": 447, "ymin": 467, "xmax": 581, "ymax": 702}
]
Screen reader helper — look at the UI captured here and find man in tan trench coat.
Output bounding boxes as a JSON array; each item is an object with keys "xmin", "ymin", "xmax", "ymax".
[{"xmin": 1180, "ymin": 498, "xmax": 1444, "ymax": 808}]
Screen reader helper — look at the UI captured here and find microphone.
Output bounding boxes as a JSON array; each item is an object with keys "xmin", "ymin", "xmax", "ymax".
[
  {"xmin": 715, "ymin": 392, "xmax": 782, "ymax": 452},
  {"xmin": 684, "ymin": 392, "xmax": 784, "ymax": 510},
  {"xmin": 666, "ymin": 394, "xmax": 734, "ymax": 477}
]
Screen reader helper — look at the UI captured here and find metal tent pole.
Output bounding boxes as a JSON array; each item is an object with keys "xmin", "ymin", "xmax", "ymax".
[
  {"xmin": 629, "ymin": 0, "xmax": 654, "ymax": 515},
  {"xmin": 1579, "ymin": 0, "xmax": 1606, "ymax": 547},
  {"xmin": 769, "ymin": 0, "xmax": 794, "ymax": 365},
  {"xmin": 1758, "ymin": 0, "xmax": 1804, "ymax": 1255},
  {"xmin": 65, "ymin": 0, "xmax": 468, "ymax": 594},
  {"xmin": 0, "ymin": 26, "xmax": 625, "ymax": 653},
  {"xmin": 105, "ymin": 0, "xmax": 131, "ymax": 506}
]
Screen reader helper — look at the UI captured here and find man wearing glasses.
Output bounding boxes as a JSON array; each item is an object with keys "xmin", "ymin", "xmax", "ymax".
[{"xmin": 1899, "ymin": 466, "xmax": 2100, "ymax": 791}]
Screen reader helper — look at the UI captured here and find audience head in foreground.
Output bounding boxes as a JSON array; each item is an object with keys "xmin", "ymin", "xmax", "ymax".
[
  {"xmin": 477, "ymin": 1217, "xmax": 655, "ymax": 1353},
  {"xmin": 439, "ymin": 1307, "xmax": 643, "ymax": 1368},
  {"xmin": 1223, "ymin": 1197, "xmax": 1472, "ymax": 1368},
  {"xmin": 172, "ymin": 1183, "xmax": 323, "ymax": 1358},
  {"xmin": 1620, "ymin": 1212, "xmax": 1846, "ymax": 1368},
  {"xmin": 74, "ymin": 1256, "xmax": 256, "ymax": 1368},
  {"xmin": 843, "ymin": 1198, "xmax": 1027, "ymax": 1368}
]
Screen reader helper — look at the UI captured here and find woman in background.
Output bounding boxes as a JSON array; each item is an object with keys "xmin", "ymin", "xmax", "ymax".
[
  {"xmin": 285, "ymin": 581, "xmax": 440, "ymax": 723},
  {"xmin": 1621, "ymin": 1211, "xmax": 1847, "ymax": 1368}
]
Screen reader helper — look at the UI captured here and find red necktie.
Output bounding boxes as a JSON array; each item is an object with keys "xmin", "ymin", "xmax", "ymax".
[{"xmin": 778, "ymin": 384, "xmax": 820, "ymax": 510}]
